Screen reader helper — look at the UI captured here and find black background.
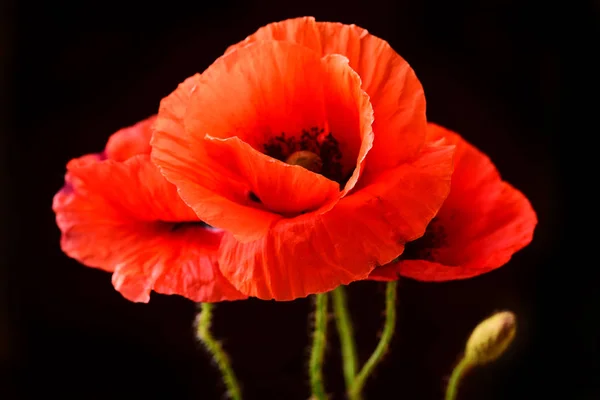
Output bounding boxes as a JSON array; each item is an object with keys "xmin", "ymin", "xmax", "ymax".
[{"xmin": 1, "ymin": 0, "xmax": 593, "ymax": 399}]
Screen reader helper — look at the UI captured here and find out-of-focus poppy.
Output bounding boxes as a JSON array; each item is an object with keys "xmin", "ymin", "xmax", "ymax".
[
  {"xmin": 369, "ymin": 123, "xmax": 537, "ymax": 282},
  {"xmin": 53, "ymin": 116, "xmax": 246, "ymax": 303}
]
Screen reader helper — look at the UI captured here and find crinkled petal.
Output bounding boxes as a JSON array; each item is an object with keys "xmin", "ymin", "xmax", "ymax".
[
  {"xmin": 53, "ymin": 154, "xmax": 245, "ymax": 302},
  {"xmin": 219, "ymin": 140, "xmax": 455, "ymax": 300},
  {"xmin": 153, "ymin": 40, "xmax": 374, "ymax": 234},
  {"xmin": 203, "ymin": 135, "xmax": 340, "ymax": 216},
  {"xmin": 369, "ymin": 123, "xmax": 537, "ymax": 282},
  {"xmin": 152, "ymin": 74, "xmax": 281, "ymax": 241},
  {"xmin": 320, "ymin": 54, "xmax": 374, "ymax": 194},
  {"xmin": 111, "ymin": 226, "xmax": 246, "ymax": 303},
  {"xmin": 226, "ymin": 16, "xmax": 427, "ymax": 173},
  {"xmin": 105, "ymin": 115, "xmax": 156, "ymax": 161}
]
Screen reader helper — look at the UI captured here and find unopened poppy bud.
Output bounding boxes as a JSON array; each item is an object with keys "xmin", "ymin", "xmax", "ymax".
[
  {"xmin": 285, "ymin": 150, "xmax": 323, "ymax": 173},
  {"xmin": 465, "ymin": 311, "xmax": 516, "ymax": 365}
]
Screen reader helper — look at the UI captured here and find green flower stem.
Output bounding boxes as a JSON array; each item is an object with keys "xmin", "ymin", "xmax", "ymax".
[
  {"xmin": 331, "ymin": 286, "xmax": 360, "ymax": 398},
  {"xmin": 309, "ymin": 293, "xmax": 329, "ymax": 400},
  {"xmin": 445, "ymin": 357, "xmax": 474, "ymax": 400},
  {"xmin": 196, "ymin": 303, "xmax": 242, "ymax": 400},
  {"xmin": 349, "ymin": 281, "xmax": 398, "ymax": 400}
]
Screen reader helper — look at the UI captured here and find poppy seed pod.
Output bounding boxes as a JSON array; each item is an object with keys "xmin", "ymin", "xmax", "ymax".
[{"xmin": 286, "ymin": 150, "xmax": 323, "ymax": 174}]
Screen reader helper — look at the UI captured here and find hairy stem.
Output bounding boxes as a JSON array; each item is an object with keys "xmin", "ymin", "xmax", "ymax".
[
  {"xmin": 196, "ymin": 303, "xmax": 242, "ymax": 400},
  {"xmin": 331, "ymin": 286, "xmax": 360, "ymax": 398},
  {"xmin": 309, "ymin": 293, "xmax": 329, "ymax": 400},
  {"xmin": 349, "ymin": 281, "xmax": 398, "ymax": 399},
  {"xmin": 445, "ymin": 357, "xmax": 473, "ymax": 400}
]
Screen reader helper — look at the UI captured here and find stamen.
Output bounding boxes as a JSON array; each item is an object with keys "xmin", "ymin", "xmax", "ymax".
[{"xmin": 263, "ymin": 127, "xmax": 345, "ymax": 184}]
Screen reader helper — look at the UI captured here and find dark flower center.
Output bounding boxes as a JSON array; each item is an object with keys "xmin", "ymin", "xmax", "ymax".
[
  {"xmin": 398, "ymin": 217, "xmax": 447, "ymax": 262},
  {"xmin": 263, "ymin": 127, "xmax": 347, "ymax": 185},
  {"xmin": 167, "ymin": 220, "xmax": 214, "ymax": 232}
]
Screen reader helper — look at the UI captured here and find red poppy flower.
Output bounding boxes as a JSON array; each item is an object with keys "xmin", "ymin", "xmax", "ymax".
[
  {"xmin": 369, "ymin": 123, "xmax": 537, "ymax": 282},
  {"xmin": 53, "ymin": 116, "xmax": 246, "ymax": 303},
  {"xmin": 151, "ymin": 17, "xmax": 455, "ymax": 300}
]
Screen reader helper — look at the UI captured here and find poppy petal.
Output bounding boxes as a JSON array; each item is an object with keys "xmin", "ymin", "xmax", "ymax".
[
  {"xmin": 203, "ymin": 135, "xmax": 340, "ymax": 216},
  {"xmin": 53, "ymin": 154, "xmax": 246, "ymax": 302},
  {"xmin": 196, "ymin": 51, "xmax": 372, "ymax": 214},
  {"xmin": 226, "ymin": 17, "xmax": 427, "ymax": 173},
  {"xmin": 369, "ymin": 123, "xmax": 537, "ymax": 282},
  {"xmin": 152, "ymin": 75, "xmax": 281, "ymax": 241},
  {"xmin": 105, "ymin": 115, "xmax": 156, "ymax": 161},
  {"xmin": 218, "ymin": 140, "xmax": 455, "ymax": 300},
  {"xmin": 320, "ymin": 54, "xmax": 374, "ymax": 194},
  {"xmin": 153, "ymin": 40, "xmax": 374, "ymax": 233},
  {"xmin": 66, "ymin": 154, "xmax": 198, "ymax": 222},
  {"xmin": 188, "ymin": 40, "xmax": 373, "ymax": 184},
  {"xmin": 111, "ymin": 226, "xmax": 245, "ymax": 303},
  {"xmin": 225, "ymin": 17, "xmax": 322, "ymax": 56},
  {"xmin": 185, "ymin": 40, "xmax": 327, "ymax": 147}
]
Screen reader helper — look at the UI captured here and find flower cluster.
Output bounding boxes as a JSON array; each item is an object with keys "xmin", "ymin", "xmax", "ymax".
[{"xmin": 53, "ymin": 17, "xmax": 536, "ymax": 304}]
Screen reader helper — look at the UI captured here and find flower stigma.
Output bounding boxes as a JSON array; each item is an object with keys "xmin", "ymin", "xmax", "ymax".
[{"xmin": 285, "ymin": 150, "xmax": 323, "ymax": 173}]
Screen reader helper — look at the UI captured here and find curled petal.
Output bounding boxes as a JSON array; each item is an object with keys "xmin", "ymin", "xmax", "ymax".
[
  {"xmin": 226, "ymin": 16, "xmax": 427, "ymax": 173},
  {"xmin": 53, "ymin": 154, "xmax": 245, "ymax": 302},
  {"xmin": 111, "ymin": 226, "xmax": 245, "ymax": 303},
  {"xmin": 153, "ymin": 40, "xmax": 375, "ymax": 235},
  {"xmin": 320, "ymin": 54, "xmax": 374, "ymax": 194},
  {"xmin": 219, "ymin": 141, "xmax": 455, "ymax": 300},
  {"xmin": 369, "ymin": 124, "xmax": 537, "ymax": 282},
  {"xmin": 105, "ymin": 115, "xmax": 157, "ymax": 161},
  {"xmin": 152, "ymin": 74, "xmax": 281, "ymax": 241},
  {"xmin": 203, "ymin": 135, "xmax": 340, "ymax": 216}
]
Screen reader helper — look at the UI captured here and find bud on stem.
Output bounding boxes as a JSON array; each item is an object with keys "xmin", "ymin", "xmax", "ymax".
[
  {"xmin": 445, "ymin": 311, "xmax": 517, "ymax": 400},
  {"xmin": 465, "ymin": 311, "xmax": 516, "ymax": 365}
]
